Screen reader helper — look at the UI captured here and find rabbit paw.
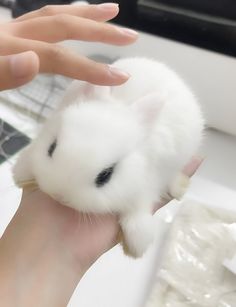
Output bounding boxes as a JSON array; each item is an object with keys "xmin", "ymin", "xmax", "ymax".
[{"xmin": 120, "ymin": 213, "xmax": 154, "ymax": 258}]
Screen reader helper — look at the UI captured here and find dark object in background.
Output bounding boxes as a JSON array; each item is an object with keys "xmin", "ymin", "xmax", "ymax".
[
  {"xmin": 137, "ymin": 0, "xmax": 236, "ymax": 58},
  {"xmin": 9, "ymin": 0, "xmax": 236, "ymax": 56},
  {"xmin": 0, "ymin": 119, "xmax": 30, "ymax": 164},
  {"xmin": 90, "ymin": 0, "xmax": 236, "ymax": 58},
  {"xmin": 12, "ymin": 0, "xmax": 71, "ymax": 17},
  {"xmin": 0, "ymin": 0, "xmax": 14, "ymax": 9},
  {"xmin": 90, "ymin": 0, "xmax": 137, "ymax": 24}
]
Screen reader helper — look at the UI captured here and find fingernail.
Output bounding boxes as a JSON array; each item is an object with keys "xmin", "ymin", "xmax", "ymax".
[
  {"xmin": 108, "ymin": 66, "xmax": 130, "ymax": 79},
  {"xmin": 116, "ymin": 27, "xmax": 138, "ymax": 37},
  {"xmin": 98, "ymin": 3, "xmax": 119, "ymax": 10},
  {"xmin": 183, "ymin": 155, "xmax": 204, "ymax": 176},
  {"xmin": 9, "ymin": 51, "xmax": 33, "ymax": 79}
]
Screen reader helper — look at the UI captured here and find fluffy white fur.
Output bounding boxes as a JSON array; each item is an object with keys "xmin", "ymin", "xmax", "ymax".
[{"xmin": 13, "ymin": 57, "xmax": 204, "ymax": 257}]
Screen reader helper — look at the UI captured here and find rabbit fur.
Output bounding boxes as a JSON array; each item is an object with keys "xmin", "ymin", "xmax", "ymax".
[{"xmin": 13, "ymin": 57, "xmax": 204, "ymax": 258}]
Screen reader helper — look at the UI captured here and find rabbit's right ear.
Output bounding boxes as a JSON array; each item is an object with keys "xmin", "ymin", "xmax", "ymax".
[
  {"xmin": 12, "ymin": 145, "xmax": 34, "ymax": 186},
  {"xmin": 131, "ymin": 92, "xmax": 165, "ymax": 128}
]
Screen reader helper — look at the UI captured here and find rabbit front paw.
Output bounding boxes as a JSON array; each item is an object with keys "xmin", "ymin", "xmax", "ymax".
[{"xmin": 169, "ymin": 172, "xmax": 190, "ymax": 200}]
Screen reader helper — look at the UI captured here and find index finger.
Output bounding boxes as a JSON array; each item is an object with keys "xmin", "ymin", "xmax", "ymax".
[{"xmin": 1, "ymin": 35, "xmax": 130, "ymax": 85}]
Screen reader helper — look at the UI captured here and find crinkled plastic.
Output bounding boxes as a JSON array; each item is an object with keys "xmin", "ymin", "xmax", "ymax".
[{"xmin": 146, "ymin": 200, "xmax": 236, "ymax": 307}]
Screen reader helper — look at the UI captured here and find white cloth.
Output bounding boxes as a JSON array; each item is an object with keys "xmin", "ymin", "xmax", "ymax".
[{"xmin": 146, "ymin": 201, "xmax": 236, "ymax": 307}]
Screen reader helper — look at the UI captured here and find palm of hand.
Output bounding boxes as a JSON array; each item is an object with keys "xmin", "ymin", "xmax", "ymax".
[
  {"xmin": 21, "ymin": 189, "xmax": 119, "ymax": 269},
  {"xmin": 20, "ymin": 156, "xmax": 202, "ymax": 269}
]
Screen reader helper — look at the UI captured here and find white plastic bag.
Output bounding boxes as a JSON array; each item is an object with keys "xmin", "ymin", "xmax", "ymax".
[{"xmin": 146, "ymin": 200, "xmax": 236, "ymax": 307}]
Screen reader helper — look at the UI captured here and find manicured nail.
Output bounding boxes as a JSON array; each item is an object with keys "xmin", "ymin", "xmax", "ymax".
[
  {"xmin": 108, "ymin": 66, "xmax": 130, "ymax": 79},
  {"xmin": 9, "ymin": 51, "xmax": 35, "ymax": 79},
  {"xmin": 98, "ymin": 3, "xmax": 119, "ymax": 10},
  {"xmin": 183, "ymin": 155, "xmax": 205, "ymax": 176},
  {"xmin": 116, "ymin": 27, "xmax": 138, "ymax": 37}
]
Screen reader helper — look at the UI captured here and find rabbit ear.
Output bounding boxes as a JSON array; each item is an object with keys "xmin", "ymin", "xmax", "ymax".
[
  {"xmin": 83, "ymin": 84, "xmax": 111, "ymax": 99},
  {"xmin": 60, "ymin": 81, "xmax": 111, "ymax": 109},
  {"xmin": 132, "ymin": 93, "xmax": 165, "ymax": 127},
  {"xmin": 12, "ymin": 145, "xmax": 34, "ymax": 186}
]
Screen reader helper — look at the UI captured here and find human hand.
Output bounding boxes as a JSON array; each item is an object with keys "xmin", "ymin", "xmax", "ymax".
[
  {"xmin": 0, "ymin": 157, "xmax": 202, "ymax": 306},
  {"xmin": 0, "ymin": 156, "xmax": 202, "ymax": 307},
  {"xmin": 0, "ymin": 3, "xmax": 138, "ymax": 90}
]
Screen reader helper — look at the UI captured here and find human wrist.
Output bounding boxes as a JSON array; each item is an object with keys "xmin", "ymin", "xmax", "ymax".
[
  {"xmin": 0, "ymin": 190, "xmax": 88, "ymax": 307},
  {"xmin": 0, "ymin": 240, "xmax": 82, "ymax": 307}
]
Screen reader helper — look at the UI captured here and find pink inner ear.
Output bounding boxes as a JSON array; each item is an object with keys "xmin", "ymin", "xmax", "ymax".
[
  {"xmin": 132, "ymin": 93, "xmax": 165, "ymax": 126},
  {"xmin": 82, "ymin": 84, "xmax": 94, "ymax": 97},
  {"xmin": 82, "ymin": 84, "xmax": 111, "ymax": 99}
]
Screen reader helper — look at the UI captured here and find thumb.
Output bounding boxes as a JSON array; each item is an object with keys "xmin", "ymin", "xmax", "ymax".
[{"xmin": 0, "ymin": 51, "xmax": 39, "ymax": 91}]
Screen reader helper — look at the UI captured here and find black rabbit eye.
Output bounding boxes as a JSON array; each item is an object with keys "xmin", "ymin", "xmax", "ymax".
[
  {"xmin": 48, "ymin": 139, "xmax": 57, "ymax": 157},
  {"xmin": 95, "ymin": 165, "xmax": 115, "ymax": 187}
]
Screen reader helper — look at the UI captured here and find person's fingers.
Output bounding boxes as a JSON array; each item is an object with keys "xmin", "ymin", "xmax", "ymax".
[
  {"xmin": 182, "ymin": 156, "xmax": 204, "ymax": 177},
  {"xmin": 13, "ymin": 3, "xmax": 119, "ymax": 23},
  {"xmin": 9, "ymin": 15, "xmax": 138, "ymax": 45},
  {"xmin": 39, "ymin": 45, "xmax": 130, "ymax": 85},
  {"xmin": 0, "ymin": 51, "xmax": 39, "ymax": 91},
  {"xmin": 0, "ymin": 36, "xmax": 129, "ymax": 85}
]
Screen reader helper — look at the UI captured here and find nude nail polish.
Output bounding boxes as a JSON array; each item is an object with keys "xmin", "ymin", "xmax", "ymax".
[
  {"xmin": 98, "ymin": 3, "xmax": 119, "ymax": 10},
  {"xmin": 116, "ymin": 27, "xmax": 138, "ymax": 37},
  {"xmin": 108, "ymin": 66, "xmax": 130, "ymax": 79}
]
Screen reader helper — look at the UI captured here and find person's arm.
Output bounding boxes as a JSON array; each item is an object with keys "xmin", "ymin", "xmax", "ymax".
[
  {"xmin": 0, "ymin": 3, "xmax": 138, "ymax": 90},
  {"xmin": 0, "ymin": 189, "xmax": 118, "ymax": 307},
  {"xmin": 0, "ymin": 157, "xmax": 202, "ymax": 307}
]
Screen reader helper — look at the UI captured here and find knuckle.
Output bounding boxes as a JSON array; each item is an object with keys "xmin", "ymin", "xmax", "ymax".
[
  {"xmin": 40, "ymin": 5, "xmax": 56, "ymax": 16},
  {"xmin": 49, "ymin": 45, "xmax": 67, "ymax": 63},
  {"xmin": 53, "ymin": 14, "xmax": 70, "ymax": 27},
  {"xmin": 92, "ymin": 25, "xmax": 106, "ymax": 41},
  {"xmin": 0, "ymin": 34, "xmax": 17, "ymax": 56},
  {"xmin": 52, "ymin": 14, "xmax": 72, "ymax": 39},
  {"xmin": 97, "ymin": 23, "xmax": 114, "ymax": 42}
]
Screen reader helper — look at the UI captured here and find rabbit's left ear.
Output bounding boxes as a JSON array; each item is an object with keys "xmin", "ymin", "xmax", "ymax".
[
  {"xmin": 131, "ymin": 93, "xmax": 165, "ymax": 127},
  {"xmin": 80, "ymin": 83, "xmax": 111, "ymax": 99},
  {"xmin": 60, "ymin": 81, "xmax": 111, "ymax": 109}
]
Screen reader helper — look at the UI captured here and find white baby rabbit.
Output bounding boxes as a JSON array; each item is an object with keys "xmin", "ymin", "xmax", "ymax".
[{"xmin": 13, "ymin": 57, "xmax": 204, "ymax": 258}]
